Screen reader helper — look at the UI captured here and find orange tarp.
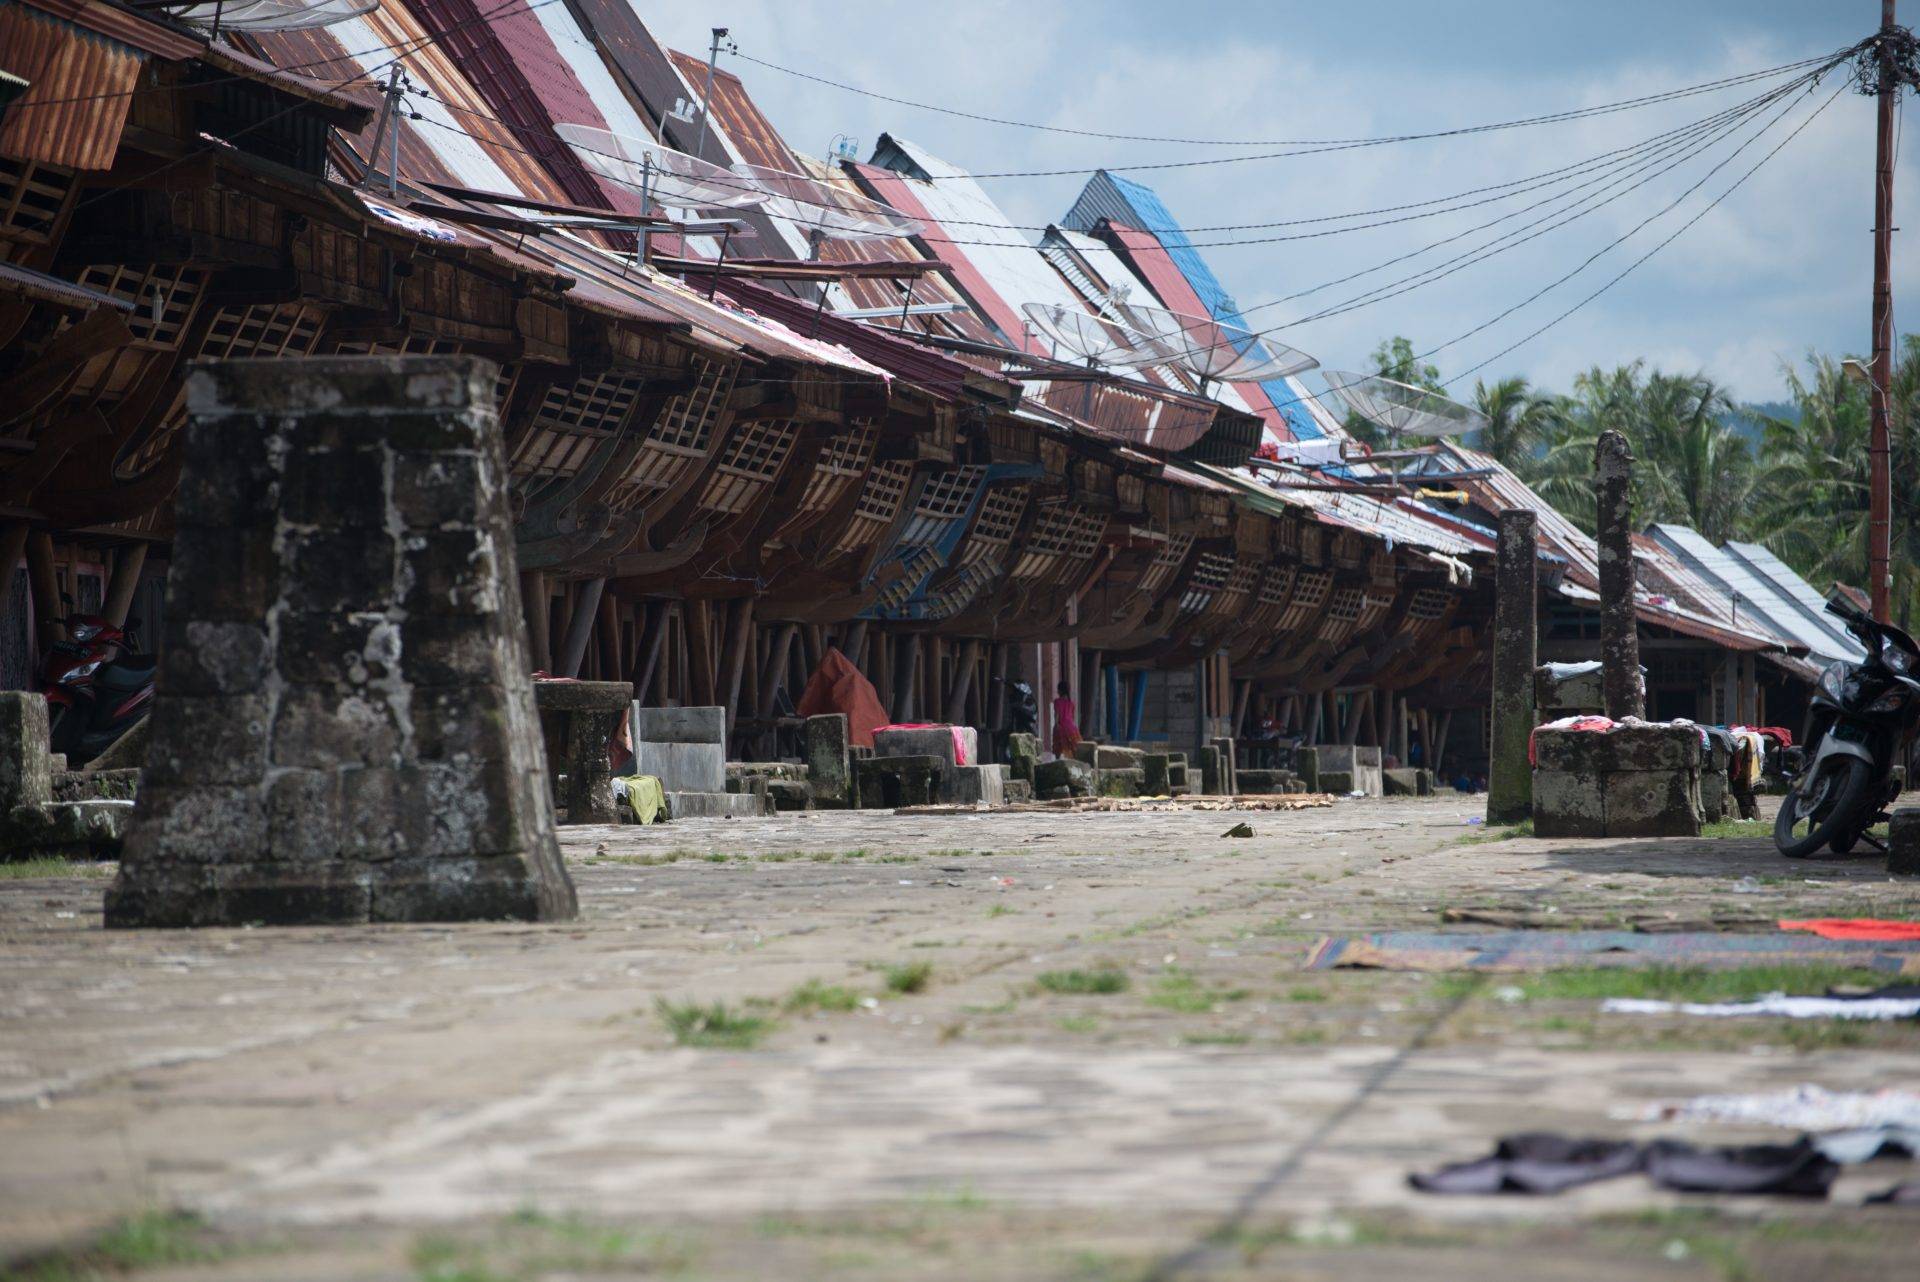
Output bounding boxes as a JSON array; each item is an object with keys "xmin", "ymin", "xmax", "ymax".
[{"xmin": 795, "ymin": 647, "xmax": 889, "ymax": 748}]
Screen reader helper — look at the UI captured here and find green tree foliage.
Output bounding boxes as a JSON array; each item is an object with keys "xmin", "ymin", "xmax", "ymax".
[{"xmin": 1351, "ymin": 333, "xmax": 1915, "ymax": 625}]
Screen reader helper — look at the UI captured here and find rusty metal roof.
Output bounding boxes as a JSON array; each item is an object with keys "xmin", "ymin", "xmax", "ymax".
[{"xmin": 0, "ymin": 1, "xmax": 147, "ymax": 171}]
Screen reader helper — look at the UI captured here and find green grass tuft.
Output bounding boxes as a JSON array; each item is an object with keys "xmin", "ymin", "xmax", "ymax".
[
  {"xmin": 655, "ymin": 998, "xmax": 773, "ymax": 1049},
  {"xmin": 783, "ymin": 980, "xmax": 863, "ymax": 1014},
  {"xmin": 1145, "ymin": 968, "xmax": 1249, "ymax": 1013},
  {"xmin": 0, "ymin": 856, "xmax": 113, "ymax": 880},
  {"xmin": 884, "ymin": 961, "xmax": 933, "ymax": 994},
  {"xmin": 1037, "ymin": 968, "xmax": 1130, "ymax": 995},
  {"xmin": 1511, "ymin": 963, "xmax": 1891, "ymax": 1003},
  {"xmin": 1454, "ymin": 819, "xmax": 1532, "ymax": 844},
  {"xmin": 13, "ymin": 1210, "xmax": 222, "ymax": 1281}
]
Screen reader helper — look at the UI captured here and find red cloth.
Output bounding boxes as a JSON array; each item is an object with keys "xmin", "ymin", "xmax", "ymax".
[
  {"xmin": 873, "ymin": 722, "xmax": 969, "ymax": 765},
  {"xmin": 1052, "ymin": 695, "xmax": 1081, "ymax": 758},
  {"xmin": 795, "ymin": 647, "xmax": 890, "ymax": 749},
  {"xmin": 1734, "ymin": 725, "xmax": 1795, "ymax": 748},
  {"xmin": 1527, "ymin": 715, "xmax": 1615, "ymax": 766},
  {"xmin": 1779, "ymin": 918, "xmax": 1920, "ymax": 942}
]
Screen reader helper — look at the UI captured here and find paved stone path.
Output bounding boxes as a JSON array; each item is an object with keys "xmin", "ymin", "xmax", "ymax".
[{"xmin": 4, "ymin": 796, "xmax": 1919, "ymax": 1278}]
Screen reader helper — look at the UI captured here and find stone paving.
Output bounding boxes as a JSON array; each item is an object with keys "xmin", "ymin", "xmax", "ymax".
[{"xmin": 4, "ymin": 796, "xmax": 1920, "ymax": 1279}]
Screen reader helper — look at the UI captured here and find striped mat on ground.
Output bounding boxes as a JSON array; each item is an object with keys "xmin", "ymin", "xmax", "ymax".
[{"xmin": 1303, "ymin": 930, "xmax": 1920, "ymax": 972}]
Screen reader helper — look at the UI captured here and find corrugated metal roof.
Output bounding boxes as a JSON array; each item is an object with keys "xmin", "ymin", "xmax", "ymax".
[
  {"xmin": 0, "ymin": 2, "xmax": 145, "ymax": 171},
  {"xmin": 660, "ymin": 50, "xmax": 811, "ymax": 260},
  {"xmin": 1722, "ymin": 540, "xmax": 1865, "ymax": 660},
  {"xmin": 0, "ymin": 257, "xmax": 134, "ymax": 311},
  {"xmin": 1066, "ymin": 172, "xmax": 1341, "ymax": 444},
  {"xmin": 1651, "ymin": 524, "xmax": 1861, "ymax": 664},
  {"xmin": 869, "ymin": 135, "xmax": 1088, "ymax": 350}
]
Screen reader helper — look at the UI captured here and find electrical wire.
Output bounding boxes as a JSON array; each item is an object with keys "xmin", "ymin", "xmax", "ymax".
[{"xmin": 731, "ymin": 45, "xmax": 1848, "ymax": 150}]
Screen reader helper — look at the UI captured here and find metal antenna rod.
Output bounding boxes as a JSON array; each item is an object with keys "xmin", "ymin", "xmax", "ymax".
[
  {"xmin": 694, "ymin": 27, "xmax": 729, "ymax": 159},
  {"xmin": 637, "ymin": 153, "xmax": 652, "ymax": 267},
  {"xmin": 356, "ymin": 63, "xmax": 403, "ymax": 193}
]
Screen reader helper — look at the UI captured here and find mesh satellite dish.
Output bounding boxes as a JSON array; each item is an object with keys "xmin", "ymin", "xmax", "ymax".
[
  {"xmin": 1320, "ymin": 370, "xmax": 1486, "ymax": 442},
  {"xmin": 166, "ymin": 0, "xmax": 379, "ymax": 30},
  {"xmin": 1020, "ymin": 302, "xmax": 1167, "ymax": 369},
  {"xmin": 1125, "ymin": 303, "xmax": 1317, "ymax": 389},
  {"xmin": 730, "ymin": 163, "xmax": 921, "ymax": 257},
  {"xmin": 556, "ymin": 125, "xmax": 767, "ymax": 212}
]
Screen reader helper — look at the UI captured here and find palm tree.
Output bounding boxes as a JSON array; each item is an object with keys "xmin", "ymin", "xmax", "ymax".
[{"xmin": 1469, "ymin": 375, "xmax": 1558, "ymax": 477}]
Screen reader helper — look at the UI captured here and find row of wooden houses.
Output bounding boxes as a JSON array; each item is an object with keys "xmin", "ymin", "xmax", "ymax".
[{"xmin": 0, "ymin": 0, "xmax": 1824, "ymax": 766}]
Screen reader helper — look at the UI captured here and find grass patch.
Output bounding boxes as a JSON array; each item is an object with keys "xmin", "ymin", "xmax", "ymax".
[
  {"xmin": 411, "ymin": 1209, "xmax": 693, "ymax": 1282},
  {"xmin": 783, "ymin": 980, "xmax": 863, "ymax": 1014},
  {"xmin": 12, "ymin": 1210, "xmax": 224, "ymax": 1280},
  {"xmin": 883, "ymin": 961, "xmax": 934, "ymax": 994},
  {"xmin": 1284, "ymin": 985, "xmax": 1329, "ymax": 1003},
  {"xmin": 655, "ymin": 998, "xmax": 773, "ymax": 1049},
  {"xmin": 1698, "ymin": 819, "xmax": 1771, "ymax": 840},
  {"xmin": 1056, "ymin": 1014, "xmax": 1101, "ymax": 1033},
  {"xmin": 1182, "ymin": 1032, "xmax": 1250, "ymax": 1046},
  {"xmin": 985, "ymin": 903, "xmax": 1015, "ymax": 919},
  {"xmin": 1037, "ymin": 968, "xmax": 1130, "ymax": 995},
  {"xmin": 1454, "ymin": 819, "xmax": 1532, "ymax": 845},
  {"xmin": 1145, "ymin": 967, "xmax": 1248, "ymax": 1013},
  {"xmin": 1508, "ymin": 964, "xmax": 1891, "ymax": 1003},
  {"xmin": 0, "ymin": 856, "xmax": 112, "ymax": 880}
]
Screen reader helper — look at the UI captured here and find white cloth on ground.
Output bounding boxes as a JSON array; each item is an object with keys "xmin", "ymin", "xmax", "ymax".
[
  {"xmin": 1617, "ymin": 1085, "xmax": 1920, "ymax": 1131},
  {"xmin": 1602, "ymin": 992, "xmax": 1920, "ymax": 1021}
]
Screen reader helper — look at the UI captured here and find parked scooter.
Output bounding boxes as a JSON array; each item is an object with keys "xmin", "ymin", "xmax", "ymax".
[
  {"xmin": 1774, "ymin": 597, "xmax": 1920, "ymax": 858},
  {"xmin": 39, "ymin": 611, "xmax": 156, "ymax": 765}
]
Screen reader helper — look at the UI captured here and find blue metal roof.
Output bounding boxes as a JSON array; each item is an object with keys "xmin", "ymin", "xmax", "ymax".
[{"xmin": 1063, "ymin": 171, "xmax": 1325, "ymax": 441}]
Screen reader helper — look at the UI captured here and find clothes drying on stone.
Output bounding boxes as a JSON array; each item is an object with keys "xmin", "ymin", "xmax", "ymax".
[
  {"xmin": 1779, "ymin": 919, "xmax": 1920, "ymax": 942},
  {"xmin": 1809, "ymin": 1125, "xmax": 1920, "ymax": 1164},
  {"xmin": 1411, "ymin": 1134, "xmax": 1854, "ymax": 1199},
  {"xmin": 1621, "ymin": 1085, "xmax": 1920, "ymax": 1132},
  {"xmin": 1406, "ymin": 1134, "xmax": 1642, "ymax": 1195},
  {"xmin": 1866, "ymin": 1181, "xmax": 1920, "ymax": 1205},
  {"xmin": 795, "ymin": 647, "xmax": 890, "ymax": 749},
  {"xmin": 1602, "ymin": 990, "xmax": 1920, "ymax": 1021}
]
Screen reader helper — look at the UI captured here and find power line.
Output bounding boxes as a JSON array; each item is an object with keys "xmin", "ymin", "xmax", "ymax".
[{"xmin": 731, "ymin": 45, "xmax": 1849, "ymax": 150}]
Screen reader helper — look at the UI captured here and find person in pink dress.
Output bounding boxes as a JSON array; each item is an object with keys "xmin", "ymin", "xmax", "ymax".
[{"xmin": 1051, "ymin": 681, "xmax": 1081, "ymax": 759}]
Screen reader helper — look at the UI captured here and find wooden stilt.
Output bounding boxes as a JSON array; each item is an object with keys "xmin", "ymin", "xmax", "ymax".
[
  {"xmin": 721, "ymin": 597, "xmax": 755, "ymax": 736},
  {"xmin": 632, "ymin": 601, "xmax": 667, "ymax": 705},
  {"xmin": 102, "ymin": 543, "xmax": 148, "ymax": 628},
  {"xmin": 759, "ymin": 622, "xmax": 799, "ymax": 717},
  {"xmin": 946, "ymin": 638, "xmax": 981, "ymax": 725},
  {"xmin": 26, "ymin": 532, "xmax": 64, "ymax": 650},
  {"xmin": 687, "ymin": 599, "xmax": 717, "ymax": 707}
]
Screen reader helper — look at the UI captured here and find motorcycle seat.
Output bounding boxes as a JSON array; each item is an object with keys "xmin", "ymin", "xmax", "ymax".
[{"xmin": 96, "ymin": 656, "xmax": 157, "ymax": 691}]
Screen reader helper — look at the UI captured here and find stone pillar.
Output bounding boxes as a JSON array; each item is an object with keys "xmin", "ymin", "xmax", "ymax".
[
  {"xmin": 1889, "ymin": 807, "xmax": 1920, "ymax": 876},
  {"xmin": 106, "ymin": 356, "xmax": 576, "ymax": 927},
  {"xmin": 1488, "ymin": 508, "xmax": 1538, "ymax": 825},
  {"xmin": 1594, "ymin": 430, "xmax": 1644, "ymax": 720},
  {"xmin": 805, "ymin": 713, "xmax": 851, "ymax": 808},
  {"xmin": 533, "ymin": 679, "xmax": 631, "ymax": 824}
]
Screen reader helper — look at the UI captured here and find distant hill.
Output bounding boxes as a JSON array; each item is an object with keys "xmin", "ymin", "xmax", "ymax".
[{"xmin": 1722, "ymin": 400, "xmax": 1799, "ymax": 450}]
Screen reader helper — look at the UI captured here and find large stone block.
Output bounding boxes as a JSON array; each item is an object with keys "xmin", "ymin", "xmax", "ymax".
[
  {"xmin": 1093, "ymin": 744, "xmax": 1145, "ymax": 770},
  {"xmin": 1294, "ymin": 746, "xmax": 1320, "ymax": 793},
  {"xmin": 635, "ymin": 705, "xmax": 726, "ymax": 745},
  {"xmin": 1531, "ymin": 768, "xmax": 1607, "ymax": 838},
  {"xmin": 1142, "ymin": 753, "xmax": 1171, "ymax": 795},
  {"xmin": 107, "ymin": 356, "xmax": 573, "ymax": 927},
  {"xmin": 856, "ymin": 754, "xmax": 941, "ymax": 809},
  {"xmin": 1604, "ymin": 768, "xmax": 1702, "ymax": 838},
  {"xmin": 805, "ymin": 714, "xmax": 851, "ymax": 807},
  {"xmin": 1890, "ymin": 808, "xmax": 1920, "ymax": 876},
  {"xmin": 945, "ymin": 764, "xmax": 1007, "ymax": 806},
  {"xmin": 634, "ymin": 740, "xmax": 726, "ymax": 795},
  {"xmin": 1033, "ymin": 756, "xmax": 1093, "ymax": 798},
  {"xmin": 1006, "ymin": 732, "xmax": 1039, "ymax": 784},
  {"xmin": 0, "ymin": 692, "xmax": 53, "ymax": 813},
  {"xmin": 533, "ymin": 680, "xmax": 630, "ymax": 825},
  {"xmin": 1383, "ymin": 768, "xmax": 1420, "ymax": 797},
  {"xmin": 1313, "ymin": 745, "xmax": 1382, "ymax": 797}
]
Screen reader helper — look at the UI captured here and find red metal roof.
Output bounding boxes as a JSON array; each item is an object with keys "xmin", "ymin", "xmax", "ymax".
[
  {"xmin": 0, "ymin": 2, "xmax": 148, "ymax": 171},
  {"xmin": 1092, "ymin": 220, "xmax": 1294, "ymax": 441}
]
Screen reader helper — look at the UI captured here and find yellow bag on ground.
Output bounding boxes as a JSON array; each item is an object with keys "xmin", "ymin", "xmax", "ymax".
[{"xmin": 612, "ymin": 775, "xmax": 665, "ymax": 824}]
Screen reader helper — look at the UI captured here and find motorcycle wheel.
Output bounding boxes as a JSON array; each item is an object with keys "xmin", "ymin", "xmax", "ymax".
[{"xmin": 1774, "ymin": 756, "xmax": 1873, "ymax": 858}]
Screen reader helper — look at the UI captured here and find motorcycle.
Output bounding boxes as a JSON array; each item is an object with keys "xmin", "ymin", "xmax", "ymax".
[
  {"xmin": 1774, "ymin": 597, "xmax": 1920, "ymax": 858},
  {"xmin": 39, "ymin": 611, "xmax": 157, "ymax": 766}
]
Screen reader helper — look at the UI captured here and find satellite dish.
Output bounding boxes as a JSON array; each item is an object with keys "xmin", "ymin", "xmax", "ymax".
[
  {"xmin": 1020, "ymin": 302, "xmax": 1167, "ymax": 369},
  {"xmin": 166, "ymin": 0, "xmax": 378, "ymax": 30},
  {"xmin": 556, "ymin": 125, "xmax": 767, "ymax": 211},
  {"xmin": 730, "ymin": 163, "xmax": 922, "ymax": 255},
  {"xmin": 1319, "ymin": 370, "xmax": 1486, "ymax": 440},
  {"xmin": 1125, "ymin": 303, "xmax": 1318, "ymax": 386}
]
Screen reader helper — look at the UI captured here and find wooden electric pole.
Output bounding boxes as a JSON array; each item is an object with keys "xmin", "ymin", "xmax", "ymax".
[{"xmin": 1871, "ymin": 0, "xmax": 1897, "ymax": 622}]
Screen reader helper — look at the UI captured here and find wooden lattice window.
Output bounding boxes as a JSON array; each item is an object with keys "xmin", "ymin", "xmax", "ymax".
[
  {"xmin": 872, "ymin": 546, "xmax": 940, "ymax": 613},
  {"xmin": 1138, "ymin": 532, "xmax": 1193, "ymax": 596},
  {"xmin": 915, "ymin": 466, "xmax": 985, "ymax": 520},
  {"xmin": 199, "ymin": 303, "xmax": 327, "ymax": 359},
  {"xmin": 699, "ymin": 418, "xmax": 798, "ymax": 515},
  {"xmin": 1258, "ymin": 565, "xmax": 1296, "ymax": 607},
  {"xmin": 651, "ymin": 355, "xmax": 734, "ymax": 452},
  {"xmin": 1179, "ymin": 552, "xmax": 1234, "ymax": 613},
  {"xmin": 71, "ymin": 264, "xmax": 202, "ymax": 348},
  {"xmin": 1409, "ymin": 587, "xmax": 1453, "ymax": 621},
  {"xmin": 797, "ymin": 421, "xmax": 877, "ymax": 515},
  {"xmin": 0, "ymin": 155, "xmax": 74, "ymax": 244},
  {"xmin": 534, "ymin": 372, "xmax": 647, "ymax": 437},
  {"xmin": 959, "ymin": 486, "xmax": 1028, "ymax": 565},
  {"xmin": 1316, "ymin": 586, "xmax": 1366, "ymax": 640},
  {"xmin": 330, "ymin": 336, "xmax": 462, "ymax": 355},
  {"xmin": 833, "ymin": 461, "xmax": 913, "ymax": 556}
]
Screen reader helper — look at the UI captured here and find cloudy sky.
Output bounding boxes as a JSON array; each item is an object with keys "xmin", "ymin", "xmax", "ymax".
[{"xmin": 642, "ymin": 1, "xmax": 1909, "ymax": 403}]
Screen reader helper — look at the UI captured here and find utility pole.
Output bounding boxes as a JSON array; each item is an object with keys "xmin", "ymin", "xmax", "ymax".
[
  {"xmin": 1871, "ymin": 0, "xmax": 1897, "ymax": 622},
  {"xmin": 694, "ymin": 28, "xmax": 730, "ymax": 160}
]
